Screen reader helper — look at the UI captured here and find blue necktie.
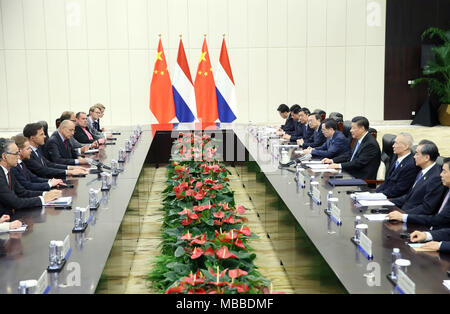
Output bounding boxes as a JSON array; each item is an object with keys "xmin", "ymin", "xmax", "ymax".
[
  {"xmin": 350, "ymin": 141, "xmax": 360, "ymax": 161},
  {"xmin": 414, "ymin": 171, "xmax": 423, "ymax": 186},
  {"xmin": 394, "ymin": 160, "xmax": 399, "ymax": 170}
]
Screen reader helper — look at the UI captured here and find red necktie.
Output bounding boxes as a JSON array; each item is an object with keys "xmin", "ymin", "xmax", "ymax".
[
  {"xmin": 64, "ymin": 140, "xmax": 68, "ymax": 151},
  {"xmin": 7, "ymin": 172, "xmax": 15, "ymax": 215}
]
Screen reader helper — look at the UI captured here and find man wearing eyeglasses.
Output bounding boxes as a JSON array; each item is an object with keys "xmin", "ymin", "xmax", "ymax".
[{"xmin": 0, "ymin": 138, "xmax": 61, "ymax": 216}]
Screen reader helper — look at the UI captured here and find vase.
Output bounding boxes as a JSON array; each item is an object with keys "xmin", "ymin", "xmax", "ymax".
[{"xmin": 438, "ymin": 104, "xmax": 450, "ymax": 126}]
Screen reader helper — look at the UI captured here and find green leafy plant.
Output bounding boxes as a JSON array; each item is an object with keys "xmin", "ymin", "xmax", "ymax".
[{"xmin": 411, "ymin": 27, "xmax": 450, "ymax": 104}]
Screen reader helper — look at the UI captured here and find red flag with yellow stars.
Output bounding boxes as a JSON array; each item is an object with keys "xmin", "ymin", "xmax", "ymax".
[
  {"xmin": 194, "ymin": 37, "xmax": 218, "ymax": 123},
  {"xmin": 150, "ymin": 38, "xmax": 176, "ymax": 123}
]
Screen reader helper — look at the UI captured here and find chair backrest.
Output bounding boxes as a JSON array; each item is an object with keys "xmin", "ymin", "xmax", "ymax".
[
  {"xmin": 329, "ymin": 112, "xmax": 343, "ymax": 123},
  {"xmin": 55, "ymin": 118, "xmax": 61, "ymax": 129},
  {"xmin": 381, "ymin": 134, "xmax": 396, "ymax": 177},
  {"xmin": 410, "ymin": 144, "xmax": 417, "ymax": 154},
  {"xmin": 368, "ymin": 127, "xmax": 377, "ymax": 140},
  {"xmin": 313, "ymin": 109, "xmax": 326, "ymax": 121},
  {"xmin": 342, "ymin": 120, "xmax": 352, "ymax": 139},
  {"xmin": 436, "ymin": 156, "xmax": 445, "ymax": 167},
  {"xmin": 337, "ymin": 121, "xmax": 343, "ymax": 132}
]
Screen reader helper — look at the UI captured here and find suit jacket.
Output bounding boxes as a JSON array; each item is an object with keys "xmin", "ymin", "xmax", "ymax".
[
  {"xmin": 74, "ymin": 125, "xmax": 95, "ymax": 144},
  {"xmin": 46, "ymin": 132, "xmax": 78, "ymax": 165},
  {"xmin": 10, "ymin": 162, "xmax": 51, "ymax": 192},
  {"xmin": 392, "ymin": 164, "xmax": 446, "ymax": 215},
  {"xmin": 0, "ymin": 168, "xmax": 43, "ymax": 216},
  {"xmin": 333, "ymin": 132, "xmax": 381, "ymax": 180},
  {"xmin": 291, "ymin": 122, "xmax": 313, "ymax": 142},
  {"xmin": 301, "ymin": 124, "xmax": 327, "ymax": 149},
  {"xmin": 407, "ymin": 189, "xmax": 450, "ymax": 229},
  {"xmin": 23, "ymin": 146, "xmax": 67, "ymax": 179},
  {"xmin": 430, "ymin": 228, "xmax": 450, "ymax": 253},
  {"xmin": 281, "ymin": 114, "xmax": 295, "ymax": 133},
  {"xmin": 87, "ymin": 116, "xmax": 104, "ymax": 141},
  {"xmin": 311, "ymin": 131, "xmax": 350, "ymax": 159},
  {"xmin": 376, "ymin": 154, "xmax": 420, "ymax": 198}
]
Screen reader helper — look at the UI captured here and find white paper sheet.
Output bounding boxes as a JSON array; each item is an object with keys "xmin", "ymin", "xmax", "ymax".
[
  {"xmin": 443, "ymin": 280, "xmax": 450, "ymax": 291},
  {"xmin": 0, "ymin": 224, "xmax": 27, "ymax": 233},
  {"xmin": 307, "ymin": 164, "xmax": 330, "ymax": 169},
  {"xmin": 311, "ymin": 169, "xmax": 338, "ymax": 173},
  {"xmin": 363, "ymin": 214, "xmax": 388, "ymax": 221},
  {"xmin": 358, "ymin": 200, "xmax": 395, "ymax": 207},
  {"xmin": 302, "ymin": 160, "xmax": 323, "ymax": 164},
  {"xmin": 351, "ymin": 192, "xmax": 387, "ymax": 201},
  {"xmin": 44, "ymin": 196, "xmax": 73, "ymax": 206}
]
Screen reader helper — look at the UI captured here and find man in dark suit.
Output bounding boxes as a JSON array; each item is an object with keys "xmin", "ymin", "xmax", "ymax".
[
  {"xmin": 94, "ymin": 103, "xmax": 106, "ymax": 132},
  {"xmin": 325, "ymin": 116, "xmax": 381, "ymax": 180},
  {"xmin": 22, "ymin": 123, "xmax": 88, "ymax": 179},
  {"xmin": 45, "ymin": 120, "xmax": 89, "ymax": 166},
  {"xmin": 303, "ymin": 118, "xmax": 349, "ymax": 159},
  {"xmin": 389, "ymin": 140, "xmax": 446, "ymax": 215},
  {"xmin": 0, "ymin": 138, "xmax": 61, "ymax": 216},
  {"xmin": 376, "ymin": 132, "xmax": 420, "ymax": 198},
  {"xmin": 297, "ymin": 112, "xmax": 326, "ymax": 149},
  {"xmin": 388, "ymin": 157, "xmax": 450, "ymax": 228},
  {"xmin": 284, "ymin": 108, "xmax": 313, "ymax": 142},
  {"xmin": 74, "ymin": 112, "xmax": 103, "ymax": 145},
  {"xmin": 277, "ymin": 104, "xmax": 294, "ymax": 133},
  {"xmin": 10, "ymin": 135, "xmax": 64, "ymax": 192},
  {"xmin": 410, "ymin": 227, "xmax": 450, "ymax": 253}
]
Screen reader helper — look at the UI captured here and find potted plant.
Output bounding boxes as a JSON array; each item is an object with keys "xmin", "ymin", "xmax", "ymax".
[{"xmin": 411, "ymin": 27, "xmax": 450, "ymax": 126}]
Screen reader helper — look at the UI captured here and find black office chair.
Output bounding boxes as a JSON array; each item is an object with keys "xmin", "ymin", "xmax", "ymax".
[
  {"xmin": 342, "ymin": 120, "xmax": 352, "ymax": 138},
  {"xmin": 410, "ymin": 145, "xmax": 417, "ymax": 154},
  {"xmin": 329, "ymin": 112, "xmax": 343, "ymax": 123},
  {"xmin": 381, "ymin": 134, "xmax": 396, "ymax": 177},
  {"xmin": 368, "ymin": 127, "xmax": 377, "ymax": 140},
  {"xmin": 313, "ymin": 109, "xmax": 326, "ymax": 121}
]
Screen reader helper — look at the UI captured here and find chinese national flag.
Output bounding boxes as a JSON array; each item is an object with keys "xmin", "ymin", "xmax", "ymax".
[
  {"xmin": 194, "ymin": 38, "xmax": 218, "ymax": 123},
  {"xmin": 150, "ymin": 39, "xmax": 176, "ymax": 123}
]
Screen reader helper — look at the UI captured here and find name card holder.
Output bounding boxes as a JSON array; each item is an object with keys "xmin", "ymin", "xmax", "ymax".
[
  {"xmin": 395, "ymin": 270, "xmax": 415, "ymax": 294},
  {"xmin": 295, "ymin": 170, "xmax": 306, "ymax": 189},
  {"xmin": 324, "ymin": 204, "xmax": 342, "ymax": 226},
  {"xmin": 37, "ymin": 270, "xmax": 50, "ymax": 294},
  {"xmin": 356, "ymin": 232, "xmax": 373, "ymax": 260},
  {"xmin": 309, "ymin": 186, "xmax": 321, "ymax": 205}
]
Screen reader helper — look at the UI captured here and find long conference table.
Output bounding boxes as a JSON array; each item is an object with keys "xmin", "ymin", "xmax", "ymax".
[{"xmin": 0, "ymin": 123, "xmax": 448, "ymax": 294}]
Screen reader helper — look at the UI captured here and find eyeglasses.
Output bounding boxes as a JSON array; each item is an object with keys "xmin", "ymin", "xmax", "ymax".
[{"xmin": 5, "ymin": 151, "xmax": 20, "ymax": 156}]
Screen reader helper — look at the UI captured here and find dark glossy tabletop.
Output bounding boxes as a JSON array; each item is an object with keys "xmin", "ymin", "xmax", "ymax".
[{"xmin": 234, "ymin": 126, "xmax": 450, "ymax": 294}]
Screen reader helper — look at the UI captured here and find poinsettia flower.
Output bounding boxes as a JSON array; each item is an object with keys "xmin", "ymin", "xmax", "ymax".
[
  {"xmin": 204, "ymin": 178, "xmax": 217, "ymax": 185},
  {"xmin": 216, "ymin": 246, "xmax": 237, "ymax": 259},
  {"xmin": 191, "ymin": 247, "xmax": 204, "ymax": 259},
  {"xmin": 213, "ymin": 211, "xmax": 225, "ymax": 219},
  {"xmin": 195, "ymin": 182, "xmax": 203, "ymax": 189},
  {"xmin": 234, "ymin": 226, "xmax": 251, "ymax": 237},
  {"xmin": 204, "ymin": 247, "xmax": 215, "ymax": 256},
  {"xmin": 234, "ymin": 239, "xmax": 246, "ymax": 249},
  {"xmin": 236, "ymin": 205, "xmax": 246, "ymax": 215},
  {"xmin": 228, "ymin": 269, "xmax": 248, "ymax": 279}
]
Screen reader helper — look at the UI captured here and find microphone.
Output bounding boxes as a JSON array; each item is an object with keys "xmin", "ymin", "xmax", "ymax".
[{"xmin": 279, "ymin": 153, "xmax": 312, "ymax": 167}]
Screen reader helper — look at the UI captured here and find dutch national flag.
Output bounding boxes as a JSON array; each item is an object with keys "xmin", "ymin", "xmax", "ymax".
[
  {"xmin": 215, "ymin": 38, "xmax": 238, "ymax": 123},
  {"xmin": 172, "ymin": 38, "xmax": 197, "ymax": 122}
]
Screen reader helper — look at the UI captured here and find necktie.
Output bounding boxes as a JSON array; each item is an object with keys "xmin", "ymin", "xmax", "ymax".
[
  {"xmin": 350, "ymin": 141, "xmax": 360, "ymax": 162},
  {"xmin": 394, "ymin": 160, "xmax": 400, "ymax": 169},
  {"xmin": 7, "ymin": 172, "xmax": 15, "ymax": 215},
  {"xmin": 438, "ymin": 191, "xmax": 450, "ymax": 214},
  {"xmin": 413, "ymin": 171, "xmax": 424, "ymax": 188},
  {"xmin": 82, "ymin": 127, "xmax": 93, "ymax": 141},
  {"xmin": 20, "ymin": 163, "xmax": 28, "ymax": 179},
  {"xmin": 64, "ymin": 139, "xmax": 68, "ymax": 151}
]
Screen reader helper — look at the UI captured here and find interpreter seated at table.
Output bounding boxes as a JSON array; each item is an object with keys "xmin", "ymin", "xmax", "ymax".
[
  {"xmin": 277, "ymin": 104, "xmax": 300, "ymax": 136},
  {"xmin": 297, "ymin": 112, "xmax": 326, "ymax": 149},
  {"xmin": 283, "ymin": 108, "xmax": 312, "ymax": 142},
  {"xmin": 389, "ymin": 140, "xmax": 446, "ymax": 215},
  {"xmin": 0, "ymin": 214, "xmax": 22, "ymax": 232},
  {"xmin": 376, "ymin": 132, "xmax": 420, "ymax": 198},
  {"xmin": 94, "ymin": 103, "xmax": 107, "ymax": 132},
  {"xmin": 10, "ymin": 135, "xmax": 65, "ymax": 192},
  {"xmin": 88, "ymin": 106, "xmax": 112, "ymax": 140},
  {"xmin": 0, "ymin": 138, "xmax": 61, "ymax": 217},
  {"xmin": 323, "ymin": 116, "xmax": 381, "ymax": 180},
  {"xmin": 409, "ymin": 228, "xmax": 450, "ymax": 253},
  {"xmin": 22, "ymin": 123, "xmax": 88, "ymax": 179},
  {"xmin": 302, "ymin": 118, "xmax": 349, "ymax": 159},
  {"xmin": 387, "ymin": 157, "xmax": 450, "ymax": 229}
]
